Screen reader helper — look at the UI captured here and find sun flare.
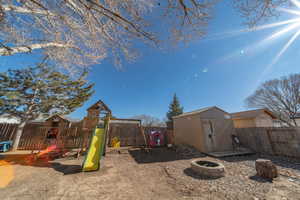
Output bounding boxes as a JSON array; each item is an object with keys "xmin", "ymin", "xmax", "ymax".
[{"xmin": 207, "ymin": 0, "xmax": 300, "ymax": 75}]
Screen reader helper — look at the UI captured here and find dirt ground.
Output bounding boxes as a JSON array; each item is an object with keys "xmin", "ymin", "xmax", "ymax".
[{"xmin": 1, "ymin": 148, "xmax": 300, "ymax": 200}]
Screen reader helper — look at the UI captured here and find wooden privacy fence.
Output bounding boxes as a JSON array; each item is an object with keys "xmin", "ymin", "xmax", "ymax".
[
  {"xmin": 236, "ymin": 127, "xmax": 300, "ymax": 158},
  {"xmin": 18, "ymin": 124, "xmax": 88, "ymax": 150},
  {"xmin": 1, "ymin": 122, "xmax": 173, "ymax": 150},
  {"xmin": 108, "ymin": 124, "xmax": 145, "ymax": 147},
  {"xmin": 143, "ymin": 127, "xmax": 174, "ymax": 145},
  {"xmin": 107, "ymin": 125, "xmax": 173, "ymax": 147},
  {"xmin": 0, "ymin": 123, "xmax": 18, "ymax": 141}
]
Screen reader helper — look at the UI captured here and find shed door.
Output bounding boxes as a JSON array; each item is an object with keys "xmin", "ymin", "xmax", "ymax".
[{"xmin": 202, "ymin": 120, "xmax": 215, "ymax": 152}]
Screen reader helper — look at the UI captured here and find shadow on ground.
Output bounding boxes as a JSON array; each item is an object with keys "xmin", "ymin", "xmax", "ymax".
[
  {"xmin": 128, "ymin": 147, "xmax": 206, "ymax": 164},
  {"xmin": 51, "ymin": 162, "xmax": 82, "ymax": 175},
  {"xmin": 219, "ymin": 154, "xmax": 300, "ymax": 172},
  {"xmin": 183, "ymin": 167, "xmax": 220, "ymax": 180},
  {"xmin": 249, "ymin": 175, "xmax": 273, "ymax": 183},
  {"xmin": 0, "ymin": 154, "xmax": 84, "ymax": 175}
]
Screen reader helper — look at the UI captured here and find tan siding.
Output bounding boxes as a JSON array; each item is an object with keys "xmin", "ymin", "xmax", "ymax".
[
  {"xmin": 232, "ymin": 119, "xmax": 256, "ymax": 128},
  {"xmin": 174, "ymin": 115, "xmax": 205, "ymax": 152},
  {"xmin": 255, "ymin": 113, "xmax": 274, "ymax": 127}
]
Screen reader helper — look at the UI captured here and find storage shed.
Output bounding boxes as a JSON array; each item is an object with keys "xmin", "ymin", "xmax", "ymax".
[{"xmin": 173, "ymin": 106, "xmax": 234, "ymax": 153}]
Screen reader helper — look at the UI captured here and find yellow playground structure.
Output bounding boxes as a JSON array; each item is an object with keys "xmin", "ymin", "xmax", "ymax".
[{"xmin": 82, "ymin": 100, "xmax": 111, "ymax": 172}]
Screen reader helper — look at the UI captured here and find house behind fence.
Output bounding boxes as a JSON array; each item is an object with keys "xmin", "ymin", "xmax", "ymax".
[{"xmin": 230, "ymin": 109, "xmax": 277, "ymax": 128}]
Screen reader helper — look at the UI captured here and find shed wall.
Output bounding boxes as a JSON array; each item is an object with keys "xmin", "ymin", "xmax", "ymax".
[
  {"xmin": 174, "ymin": 107, "xmax": 234, "ymax": 153},
  {"xmin": 173, "ymin": 114, "xmax": 205, "ymax": 152},
  {"xmin": 232, "ymin": 118, "xmax": 256, "ymax": 128}
]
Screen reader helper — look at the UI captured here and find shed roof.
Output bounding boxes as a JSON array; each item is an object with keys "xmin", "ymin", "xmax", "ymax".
[
  {"xmin": 230, "ymin": 109, "xmax": 277, "ymax": 120},
  {"xmin": 173, "ymin": 106, "xmax": 228, "ymax": 119}
]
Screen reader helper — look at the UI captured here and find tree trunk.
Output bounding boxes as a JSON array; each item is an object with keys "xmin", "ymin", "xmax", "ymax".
[
  {"xmin": 12, "ymin": 122, "xmax": 26, "ymax": 151},
  {"xmin": 292, "ymin": 118, "xmax": 298, "ymax": 127}
]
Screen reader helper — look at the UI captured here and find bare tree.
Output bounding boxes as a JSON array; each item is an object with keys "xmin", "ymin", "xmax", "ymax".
[
  {"xmin": 233, "ymin": 0, "xmax": 292, "ymax": 26},
  {"xmin": 0, "ymin": 0, "xmax": 215, "ymax": 71},
  {"xmin": 133, "ymin": 114, "xmax": 166, "ymax": 127},
  {"xmin": 246, "ymin": 74, "xmax": 300, "ymax": 127}
]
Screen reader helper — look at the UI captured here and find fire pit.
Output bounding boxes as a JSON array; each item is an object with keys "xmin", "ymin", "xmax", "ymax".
[{"xmin": 191, "ymin": 160, "xmax": 225, "ymax": 178}]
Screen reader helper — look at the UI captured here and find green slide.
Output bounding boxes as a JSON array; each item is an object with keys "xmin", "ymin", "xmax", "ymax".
[{"xmin": 82, "ymin": 119, "xmax": 109, "ymax": 172}]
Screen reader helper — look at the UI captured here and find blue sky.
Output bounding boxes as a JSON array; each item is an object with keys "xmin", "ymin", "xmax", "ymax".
[{"xmin": 1, "ymin": 1, "xmax": 300, "ymax": 120}]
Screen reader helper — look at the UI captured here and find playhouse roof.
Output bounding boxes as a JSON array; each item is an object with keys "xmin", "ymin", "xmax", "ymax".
[{"xmin": 87, "ymin": 100, "xmax": 111, "ymax": 113}]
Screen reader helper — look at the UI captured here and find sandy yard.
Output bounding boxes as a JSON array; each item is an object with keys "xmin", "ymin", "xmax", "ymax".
[{"xmin": 0, "ymin": 147, "xmax": 300, "ymax": 200}]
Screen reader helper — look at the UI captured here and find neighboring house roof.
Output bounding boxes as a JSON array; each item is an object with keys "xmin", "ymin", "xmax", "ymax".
[
  {"xmin": 29, "ymin": 115, "xmax": 81, "ymax": 123},
  {"xmin": 0, "ymin": 114, "xmax": 20, "ymax": 124},
  {"xmin": 62, "ymin": 116, "xmax": 82, "ymax": 123},
  {"xmin": 29, "ymin": 119, "xmax": 45, "ymax": 123},
  {"xmin": 45, "ymin": 115, "xmax": 81, "ymax": 123},
  {"xmin": 230, "ymin": 109, "xmax": 277, "ymax": 120},
  {"xmin": 173, "ymin": 106, "xmax": 228, "ymax": 119},
  {"xmin": 0, "ymin": 114, "xmax": 81, "ymax": 124}
]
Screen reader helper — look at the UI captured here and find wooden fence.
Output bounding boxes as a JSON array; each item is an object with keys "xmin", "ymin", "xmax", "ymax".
[
  {"xmin": 0, "ymin": 122, "xmax": 174, "ymax": 150},
  {"xmin": 236, "ymin": 127, "xmax": 300, "ymax": 158},
  {"xmin": 107, "ymin": 123, "xmax": 145, "ymax": 147},
  {"xmin": 143, "ymin": 127, "xmax": 174, "ymax": 145},
  {"xmin": 18, "ymin": 124, "xmax": 88, "ymax": 150},
  {"xmin": 0, "ymin": 123, "xmax": 18, "ymax": 141}
]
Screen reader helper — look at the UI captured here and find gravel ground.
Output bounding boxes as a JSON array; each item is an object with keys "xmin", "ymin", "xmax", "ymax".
[{"xmin": 0, "ymin": 147, "xmax": 300, "ymax": 200}]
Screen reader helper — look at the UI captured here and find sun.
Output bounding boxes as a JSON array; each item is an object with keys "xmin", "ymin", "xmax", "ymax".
[{"xmin": 206, "ymin": 0, "xmax": 300, "ymax": 76}]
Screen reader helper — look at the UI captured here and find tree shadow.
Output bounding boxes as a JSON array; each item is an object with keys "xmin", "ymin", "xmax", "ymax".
[
  {"xmin": 128, "ymin": 147, "xmax": 206, "ymax": 164},
  {"xmin": 218, "ymin": 154, "xmax": 258, "ymax": 163},
  {"xmin": 219, "ymin": 154, "xmax": 300, "ymax": 172},
  {"xmin": 183, "ymin": 168, "xmax": 221, "ymax": 180}
]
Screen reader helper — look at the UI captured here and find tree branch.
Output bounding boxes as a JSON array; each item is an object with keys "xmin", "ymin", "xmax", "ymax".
[
  {"xmin": 0, "ymin": 42, "xmax": 70, "ymax": 56},
  {"xmin": 1, "ymin": 4, "xmax": 54, "ymax": 16}
]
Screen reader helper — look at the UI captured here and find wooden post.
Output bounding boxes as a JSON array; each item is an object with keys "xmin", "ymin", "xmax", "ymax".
[
  {"xmin": 12, "ymin": 122, "xmax": 26, "ymax": 151},
  {"xmin": 140, "ymin": 126, "xmax": 149, "ymax": 152}
]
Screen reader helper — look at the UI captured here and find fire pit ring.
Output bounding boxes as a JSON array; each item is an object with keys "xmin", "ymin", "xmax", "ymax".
[{"xmin": 191, "ymin": 160, "xmax": 225, "ymax": 178}]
